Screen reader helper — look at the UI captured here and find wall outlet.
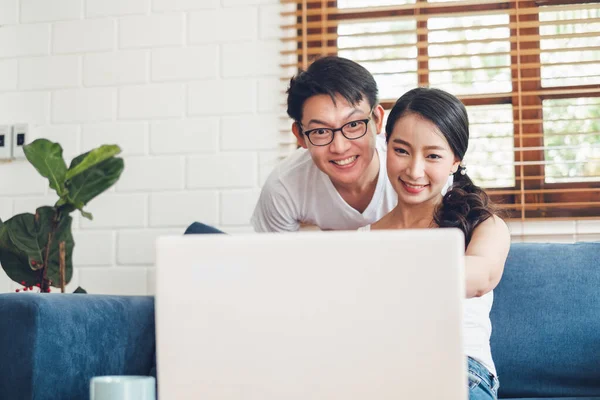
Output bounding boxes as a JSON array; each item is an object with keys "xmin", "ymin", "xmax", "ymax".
[
  {"xmin": 0, "ymin": 125, "xmax": 12, "ymax": 160},
  {"xmin": 12, "ymin": 123, "xmax": 28, "ymax": 159}
]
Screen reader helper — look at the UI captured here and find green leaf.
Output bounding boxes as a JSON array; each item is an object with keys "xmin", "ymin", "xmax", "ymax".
[
  {"xmin": 0, "ymin": 207, "xmax": 74, "ymax": 288},
  {"xmin": 80, "ymin": 210, "xmax": 93, "ymax": 220},
  {"xmin": 5, "ymin": 212, "xmax": 45, "ymax": 267},
  {"xmin": 73, "ymin": 286, "xmax": 87, "ymax": 294},
  {"xmin": 23, "ymin": 139, "xmax": 68, "ymax": 197},
  {"xmin": 0, "ymin": 216, "xmax": 42, "ymax": 286},
  {"xmin": 65, "ymin": 145, "xmax": 121, "ymax": 181},
  {"xmin": 0, "ymin": 222, "xmax": 9, "ymax": 250},
  {"xmin": 0, "ymin": 222, "xmax": 25, "ymax": 261},
  {"xmin": 66, "ymin": 155, "xmax": 124, "ymax": 207},
  {"xmin": 0, "ymin": 250, "xmax": 39, "ymax": 287}
]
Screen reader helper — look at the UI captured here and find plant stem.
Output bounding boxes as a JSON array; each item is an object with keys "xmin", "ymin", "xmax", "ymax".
[
  {"xmin": 42, "ymin": 230, "xmax": 53, "ymax": 292},
  {"xmin": 41, "ymin": 208, "xmax": 60, "ymax": 293},
  {"xmin": 59, "ymin": 241, "xmax": 66, "ymax": 293}
]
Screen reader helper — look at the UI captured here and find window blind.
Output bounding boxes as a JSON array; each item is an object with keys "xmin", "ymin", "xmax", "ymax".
[{"xmin": 279, "ymin": 0, "xmax": 600, "ymax": 219}]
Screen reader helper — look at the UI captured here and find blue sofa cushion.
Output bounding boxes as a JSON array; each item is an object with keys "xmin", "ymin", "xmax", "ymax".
[
  {"xmin": 0, "ymin": 294, "xmax": 155, "ymax": 400},
  {"xmin": 491, "ymin": 242, "xmax": 600, "ymax": 399}
]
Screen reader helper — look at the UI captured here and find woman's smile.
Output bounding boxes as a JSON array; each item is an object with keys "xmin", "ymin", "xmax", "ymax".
[{"xmin": 400, "ymin": 178, "xmax": 429, "ymax": 194}]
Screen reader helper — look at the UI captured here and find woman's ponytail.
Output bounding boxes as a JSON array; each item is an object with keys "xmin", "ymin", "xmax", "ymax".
[{"xmin": 434, "ymin": 166, "xmax": 497, "ymax": 247}]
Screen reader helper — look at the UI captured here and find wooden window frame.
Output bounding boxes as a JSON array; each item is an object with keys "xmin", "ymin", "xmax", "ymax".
[{"xmin": 288, "ymin": 0, "xmax": 600, "ymax": 219}]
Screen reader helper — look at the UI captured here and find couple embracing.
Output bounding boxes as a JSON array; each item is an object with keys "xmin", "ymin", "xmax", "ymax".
[{"xmin": 251, "ymin": 56, "xmax": 510, "ymax": 400}]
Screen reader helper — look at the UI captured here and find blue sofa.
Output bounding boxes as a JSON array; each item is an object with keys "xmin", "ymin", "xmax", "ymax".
[
  {"xmin": 490, "ymin": 241, "xmax": 600, "ymax": 400},
  {"xmin": 0, "ymin": 294, "xmax": 155, "ymax": 400},
  {"xmin": 0, "ymin": 240, "xmax": 598, "ymax": 399}
]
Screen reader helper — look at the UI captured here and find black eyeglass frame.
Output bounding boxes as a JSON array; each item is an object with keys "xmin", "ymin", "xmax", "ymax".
[{"xmin": 300, "ymin": 115, "xmax": 372, "ymax": 147}]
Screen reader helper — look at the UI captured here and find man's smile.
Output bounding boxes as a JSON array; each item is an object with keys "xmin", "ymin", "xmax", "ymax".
[{"xmin": 331, "ymin": 155, "xmax": 358, "ymax": 166}]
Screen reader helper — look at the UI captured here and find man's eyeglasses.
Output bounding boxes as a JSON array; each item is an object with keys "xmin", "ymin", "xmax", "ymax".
[{"xmin": 301, "ymin": 116, "xmax": 371, "ymax": 147}]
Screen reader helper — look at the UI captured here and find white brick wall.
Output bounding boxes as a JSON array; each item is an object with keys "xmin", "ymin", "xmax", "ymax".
[
  {"xmin": 149, "ymin": 191, "xmax": 219, "ymax": 227},
  {"xmin": 18, "ymin": 55, "xmax": 81, "ymax": 90},
  {"xmin": 30, "ymin": 125, "xmax": 81, "ymax": 157},
  {"xmin": 221, "ymin": 114, "xmax": 279, "ymax": 150},
  {"xmin": 187, "ymin": 153, "xmax": 257, "ymax": 188},
  {"xmin": 149, "ymin": 118, "xmax": 219, "ymax": 154},
  {"xmin": 0, "ymin": 0, "xmax": 18, "ymax": 25},
  {"xmin": 52, "ymin": 19, "xmax": 114, "ymax": 54},
  {"xmin": 151, "ymin": 45, "xmax": 218, "ymax": 81},
  {"xmin": 188, "ymin": 8, "xmax": 257, "ymax": 44},
  {"xmin": 152, "ymin": 0, "xmax": 219, "ymax": 12},
  {"xmin": 119, "ymin": 83, "xmax": 184, "ymax": 119},
  {"xmin": 221, "ymin": 41, "xmax": 280, "ymax": 77},
  {"xmin": 0, "ymin": 163, "xmax": 46, "ymax": 195},
  {"xmin": 188, "ymin": 79, "xmax": 256, "ymax": 115},
  {"xmin": 83, "ymin": 50, "xmax": 148, "ymax": 86},
  {"xmin": 85, "ymin": 0, "xmax": 149, "ymax": 18},
  {"xmin": 0, "ymin": 24, "xmax": 50, "ymax": 58},
  {"xmin": 220, "ymin": 189, "xmax": 260, "ymax": 226},
  {"xmin": 53, "ymin": 88, "xmax": 115, "ymax": 123},
  {"xmin": 119, "ymin": 14, "xmax": 184, "ymax": 49},
  {"xmin": 223, "ymin": 0, "xmax": 278, "ymax": 6},
  {"xmin": 72, "ymin": 231, "xmax": 115, "ymax": 266},
  {"xmin": 0, "ymin": 0, "xmax": 282, "ymax": 295},
  {"xmin": 81, "ymin": 122, "xmax": 147, "ymax": 156},
  {"xmin": 12, "ymin": 195, "xmax": 60, "ymax": 214},
  {"xmin": 20, "ymin": 0, "xmax": 82, "ymax": 23},
  {"xmin": 117, "ymin": 228, "xmax": 181, "ymax": 265},
  {"xmin": 0, "ymin": 92, "xmax": 50, "ymax": 124},
  {"xmin": 116, "ymin": 156, "xmax": 184, "ymax": 192},
  {"xmin": 0, "ymin": 60, "xmax": 18, "ymax": 91},
  {"xmin": 1, "ymin": 1, "xmax": 593, "ymax": 296}
]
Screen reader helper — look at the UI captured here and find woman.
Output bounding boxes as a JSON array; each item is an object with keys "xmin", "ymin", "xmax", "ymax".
[{"xmin": 365, "ymin": 87, "xmax": 510, "ymax": 399}]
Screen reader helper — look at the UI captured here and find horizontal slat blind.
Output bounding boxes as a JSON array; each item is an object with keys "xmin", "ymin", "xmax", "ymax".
[{"xmin": 280, "ymin": 0, "xmax": 600, "ymax": 219}]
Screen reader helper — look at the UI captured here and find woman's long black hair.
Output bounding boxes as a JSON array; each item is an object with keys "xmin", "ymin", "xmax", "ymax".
[{"xmin": 385, "ymin": 87, "xmax": 497, "ymax": 246}]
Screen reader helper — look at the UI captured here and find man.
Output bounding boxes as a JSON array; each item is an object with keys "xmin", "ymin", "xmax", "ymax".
[{"xmin": 251, "ymin": 56, "xmax": 398, "ymax": 232}]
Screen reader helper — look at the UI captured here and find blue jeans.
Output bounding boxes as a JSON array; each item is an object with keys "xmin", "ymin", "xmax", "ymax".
[{"xmin": 468, "ymin": 357, "xmax": 499, "ymax": 400}]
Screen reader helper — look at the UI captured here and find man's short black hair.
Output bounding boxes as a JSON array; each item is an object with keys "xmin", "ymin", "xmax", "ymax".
[{"xmin": 286, "ymin": 56, "xmax": 379, "ymax": 123}]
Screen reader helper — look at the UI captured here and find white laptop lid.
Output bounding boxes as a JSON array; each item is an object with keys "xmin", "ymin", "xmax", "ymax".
[{"xmin": 155, "ymin": 229, "xmax": 466, "ymax": 400}]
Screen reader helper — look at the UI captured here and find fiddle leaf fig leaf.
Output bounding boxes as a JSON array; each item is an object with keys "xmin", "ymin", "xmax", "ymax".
[
  {"xmin": 5, "ymin": 212, "xmax": 45, "ymax": 266},
  {"xmin": 66, "ymin": 154, "xmax": 124, "ymax": 208},
  {"xmin": 0, "ymin": 207, "xmax": 74, "ymax": 287},
  {"xmin": 23, "ymin": 139, "xmax": 68, "ymax": 197},
  {"xmin": 0, "ymin": 250, "xmax": 39, "ymax": 286},
  {"xmin": 65, "ymin": 145, "xmax": 121, "ymax": 181}
]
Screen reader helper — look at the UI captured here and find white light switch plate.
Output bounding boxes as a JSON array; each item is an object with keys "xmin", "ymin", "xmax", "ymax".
[
  {"xmin": 0, "ymin": 125, "xmax": 12, "ymax": 160},
  {"xmin": 12, "ymin": 123, "xmax": 28, "ymax": 159}
]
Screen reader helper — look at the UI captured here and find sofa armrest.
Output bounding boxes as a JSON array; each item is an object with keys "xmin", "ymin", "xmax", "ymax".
[
  {"xmin": 0, "ymin": 293, "xmax": 155, "ymax": 400},
  {"xmin": 491, "ymin": 242, "xmax": 600, "ymax": 398}
]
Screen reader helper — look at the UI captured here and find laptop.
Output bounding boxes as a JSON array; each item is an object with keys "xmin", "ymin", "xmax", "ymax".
[{"xmin": 155, "ymin": 229, "xmax": 466, "ymax": 400}]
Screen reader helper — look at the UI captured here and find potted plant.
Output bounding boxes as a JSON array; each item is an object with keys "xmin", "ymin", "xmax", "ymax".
[{"xmin": 0, "ymin": 139, "xmax": 124, "ymax": 293}]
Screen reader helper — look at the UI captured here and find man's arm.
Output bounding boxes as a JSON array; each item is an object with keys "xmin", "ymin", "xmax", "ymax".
[
  {"xmin": 251, "ymin": 180, "xmax": 300, "ymax": 232},
  {"xmin": 464, "ymin": 215, "xmax": 510, "ymax": 298}
]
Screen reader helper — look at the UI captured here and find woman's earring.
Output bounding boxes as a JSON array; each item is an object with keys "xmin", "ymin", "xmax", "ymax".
[{"xmin": 459, "ymin": 162, "xmax": 467, "ymax": 175}]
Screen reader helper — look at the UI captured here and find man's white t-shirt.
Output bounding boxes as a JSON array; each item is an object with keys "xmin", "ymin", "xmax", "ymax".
[{"xmin": 251, "ymin": 134, "xmax": 397, "ymax": 232}]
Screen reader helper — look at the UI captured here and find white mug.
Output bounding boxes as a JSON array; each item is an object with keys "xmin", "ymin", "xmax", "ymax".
[{"xmin": 90, "ymin": 375, "xmax": 156, "ymax": 400}]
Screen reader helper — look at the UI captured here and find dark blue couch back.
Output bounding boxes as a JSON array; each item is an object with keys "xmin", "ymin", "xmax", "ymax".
[
  {"xmin": 0, "ymin": 294, "xmax": 156, "ymax": 400},
  {"xmin": 490, "ymin": 242, "xmax": 600, "ymax": 399}
]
